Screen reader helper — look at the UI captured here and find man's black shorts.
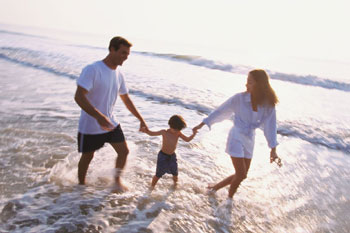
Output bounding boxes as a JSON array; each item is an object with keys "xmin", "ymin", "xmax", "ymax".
[{"xmin": 77, "ymin": 124, "xmax": 125, "ymax": 153}]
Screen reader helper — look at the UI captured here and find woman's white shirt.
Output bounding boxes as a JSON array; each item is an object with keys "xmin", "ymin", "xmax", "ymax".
[{"xmin": 203, "ymin": 92, "xmax": 278, "ymax": 157}]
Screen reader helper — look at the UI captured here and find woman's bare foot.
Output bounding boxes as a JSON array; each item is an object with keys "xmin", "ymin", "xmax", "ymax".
[{"xmin": 207, "ymin": 184, "xmax": 217, "ymax": 194}]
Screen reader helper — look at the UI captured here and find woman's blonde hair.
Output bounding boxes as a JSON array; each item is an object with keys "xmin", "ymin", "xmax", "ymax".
[{"xmin": 249, "ymin": 69, "xmax": 278, "ymax": 106}]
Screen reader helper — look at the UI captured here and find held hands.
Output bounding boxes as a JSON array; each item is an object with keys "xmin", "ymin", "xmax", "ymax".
[
  {"xmin": 192, "ymin": 122, "xmax": 205, "ymax": 133},
  {"xmin": 139, "ymin": 118, "xmax": 148, "ymax": 134},
  {"xmin": 140, "ymin": 126, "xmax": 148, "ymax": 133},
  {"xmin": 270, "ymin": 148, "xmax": 282, "ymax": 167},
  {"xmin": 139, "ymin": 120, "xmax": 148, "ymax": 132}
]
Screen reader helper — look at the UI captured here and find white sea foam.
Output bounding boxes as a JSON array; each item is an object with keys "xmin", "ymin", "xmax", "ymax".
[{"xmin": 0, "ymin": 27, "xmax": 350, "ymax": 232}]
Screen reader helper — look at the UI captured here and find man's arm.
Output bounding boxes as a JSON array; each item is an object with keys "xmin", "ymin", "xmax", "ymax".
[
  {"xmin": 74, "ymin": 85, "xmax": 114, "ymax": 131},
  {"xmin": 120, "ymin": 94, "xmax": 147, "ymax": 130}
]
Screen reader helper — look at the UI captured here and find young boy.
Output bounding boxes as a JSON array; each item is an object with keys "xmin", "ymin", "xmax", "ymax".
[{"xmin": 140, "ymin": 115, "xmax": 197, "ymax": 190}]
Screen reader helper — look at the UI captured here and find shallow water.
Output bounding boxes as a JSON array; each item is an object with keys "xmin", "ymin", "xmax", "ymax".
[{"xmin": 0, "ymin": 28, "xmax": 350, "ymax": 232}]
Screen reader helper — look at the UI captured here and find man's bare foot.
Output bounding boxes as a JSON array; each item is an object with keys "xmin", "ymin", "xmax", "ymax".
[{"xmin": 111, "ymin": 181, "xmax": 129, "ymax": 193}]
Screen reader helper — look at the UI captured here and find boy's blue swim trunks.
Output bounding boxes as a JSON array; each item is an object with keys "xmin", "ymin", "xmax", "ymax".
[{"xmin": 155, "ymin": 150, "xmax": 178, "ymax": 178}]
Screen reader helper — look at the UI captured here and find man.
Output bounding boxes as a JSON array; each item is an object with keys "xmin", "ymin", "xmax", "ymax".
[{"xmin": 74, "ymin": 36, "xmax": 147, "ymax": 192}]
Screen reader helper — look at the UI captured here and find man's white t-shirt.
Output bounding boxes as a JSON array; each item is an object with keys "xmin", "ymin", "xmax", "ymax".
[{"xmin": 76, "ymin": 61, "xmax": 129, "ymax": 134}]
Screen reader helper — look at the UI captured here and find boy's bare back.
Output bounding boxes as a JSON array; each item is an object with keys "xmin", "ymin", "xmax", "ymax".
[
  {"xmin": 161, "ymin": 129, "xmax": 181, "ymax": 154},
  {"xmin": 141, "ymin": 127, "xmax": 197, "ymax": 155}
]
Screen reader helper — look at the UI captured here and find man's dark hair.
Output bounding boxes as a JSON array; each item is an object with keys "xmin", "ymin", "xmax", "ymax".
[
  {"xmin": 168, "ymin": 115, "xmax": 187, "ymax": 130},
  {"xmin": 109, "ymin": 36, "xmax": 132, "ymax": 51}
]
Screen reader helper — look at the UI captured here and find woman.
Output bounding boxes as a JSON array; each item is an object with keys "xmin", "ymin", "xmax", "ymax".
[{"xmin": 193, "ymin": 69, "xmax": 281, "ymax": 198}]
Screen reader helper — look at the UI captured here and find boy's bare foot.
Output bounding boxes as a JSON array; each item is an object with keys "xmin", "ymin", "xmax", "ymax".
[{"xmin": 171, "ymin": 183, "xmax": 177, "ymax": 190}]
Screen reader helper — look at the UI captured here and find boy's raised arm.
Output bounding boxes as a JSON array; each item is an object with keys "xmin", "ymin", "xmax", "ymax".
[{"xmin": 179, "ymin": 129, "xmax": 197, "ymax": 142}]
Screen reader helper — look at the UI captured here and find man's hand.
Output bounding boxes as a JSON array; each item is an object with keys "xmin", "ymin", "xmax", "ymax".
[{"xmin": 97, "ymin": 114, "xmax": 114, "ymax": 131}]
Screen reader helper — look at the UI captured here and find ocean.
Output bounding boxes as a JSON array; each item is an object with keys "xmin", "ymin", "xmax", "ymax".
[{"xmin": 0, "ymin": 24, "xmax": 349, "ymax": 233}]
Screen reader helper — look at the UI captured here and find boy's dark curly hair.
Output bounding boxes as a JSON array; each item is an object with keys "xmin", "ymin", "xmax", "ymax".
[{"xmin": 168, "ymin": 115, "xmax": 186, "ymax": 130}]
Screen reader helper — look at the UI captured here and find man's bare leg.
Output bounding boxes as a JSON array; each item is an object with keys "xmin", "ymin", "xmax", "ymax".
[
  {"xmin": 78, "ymin": 151, "xmax": 95, "ymax": 185},
  {"xmin": 110, "ymin": 141, "xmax": 129, "ymax": 192}
]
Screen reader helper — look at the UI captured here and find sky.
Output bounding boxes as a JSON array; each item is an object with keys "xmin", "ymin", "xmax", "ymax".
[{"xmin": 0, "ymin": 0, "xmax": 350, "ymax": 63}]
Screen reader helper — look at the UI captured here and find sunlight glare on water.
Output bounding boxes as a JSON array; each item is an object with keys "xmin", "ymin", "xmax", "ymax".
[{"xmin": 0, "ymin": 26, "xmax": 349, "ymax": 232}]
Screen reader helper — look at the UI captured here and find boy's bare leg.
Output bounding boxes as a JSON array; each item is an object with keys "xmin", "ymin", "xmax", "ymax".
[
  {"xmin": 172, "ymin": 175, "xmax": 178, "ymax": 189},
  {"xmin": 78, "ymin": 151, "xmax": 95, "ymax": 185},
  {"xmin": 110, "ymin": 142, "xmax": 129, "ymax": 192},
  {"xmin": 151, "ymin": 175, "xmax": 160, "ymax": 190}
]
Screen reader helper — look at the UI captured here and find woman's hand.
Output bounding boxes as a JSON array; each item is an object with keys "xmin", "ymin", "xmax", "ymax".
[{"xmin": 270, "ymin": 148, "xmax": 282, "ymax": 167}]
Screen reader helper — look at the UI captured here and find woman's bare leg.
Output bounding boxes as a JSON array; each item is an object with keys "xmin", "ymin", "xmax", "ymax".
[
  {"xmin": 228, "ymin": 157, "xmax": 251, "ymax": 198},
  {"xmin": 208, "ymin": 157, "xmax": 251, "ymax": 195},
  {"xmin": 208, "ymin": 174, "xmax": 235, "ymax": 191}
]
